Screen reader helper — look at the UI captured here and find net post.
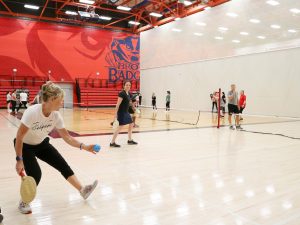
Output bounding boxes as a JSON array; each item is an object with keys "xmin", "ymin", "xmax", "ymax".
[{"xmin": 217, "ymin": 88, "xmax": 221, "ymax": 129}]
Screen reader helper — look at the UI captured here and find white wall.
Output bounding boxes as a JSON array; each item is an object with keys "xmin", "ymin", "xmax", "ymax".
[{"xmin": 140, "ymin": 47, "xmax": 300, "ymax": 117}]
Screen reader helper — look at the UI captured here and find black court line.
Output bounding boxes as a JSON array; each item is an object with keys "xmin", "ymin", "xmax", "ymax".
[
  {"xmin": 2, "ymin": 110, "xmax": 300, "ymax": 138},
  {"xmin": 72, "ymin": 119, "xmax": 300, "ymax": 137}
]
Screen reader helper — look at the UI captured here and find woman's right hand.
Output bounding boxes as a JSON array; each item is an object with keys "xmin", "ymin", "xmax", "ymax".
[{"xmin": 16, "ymin": 161, "xmax": 24, "ymax": 175}]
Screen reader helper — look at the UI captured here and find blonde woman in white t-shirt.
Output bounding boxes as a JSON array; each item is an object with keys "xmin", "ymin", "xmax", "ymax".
[{"xmin": 14, "ymin": 82, "xmax": 98, "ymax": 214}]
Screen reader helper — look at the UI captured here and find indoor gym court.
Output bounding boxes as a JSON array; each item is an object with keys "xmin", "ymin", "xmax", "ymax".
[{"xmin": 1, "ymin": 0, "xmax": 300, "ymax": 225}]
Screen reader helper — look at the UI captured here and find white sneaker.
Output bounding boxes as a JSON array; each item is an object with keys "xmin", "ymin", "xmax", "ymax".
[
  {"xmin": 80, "ymin": 180, "xmax": 98, "ymax": 200},
  {"xmin": 229, "ymin": 125, "xmax": 235, "ymax": 130},
  {"xmin": 18, "ymin": 201, "xmax": 32, "ymax": 214}
]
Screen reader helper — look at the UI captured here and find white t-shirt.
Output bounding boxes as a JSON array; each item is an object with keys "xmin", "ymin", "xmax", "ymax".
[
  {"xmin": 20, "ymin": 92, "xmax": 28, "ymax": 102},
  {"xmin": 7, "ymin": 93, "xmax": 11, "ymax": 101},
  {"xmin": 21, "ymin": 104, "xmax": 64, "ymax": 145}
]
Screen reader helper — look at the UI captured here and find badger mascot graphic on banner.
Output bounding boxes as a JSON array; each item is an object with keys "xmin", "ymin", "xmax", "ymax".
[{"xmin": 106, "ymin": 36, "xmax": 140, "ymax": 82}]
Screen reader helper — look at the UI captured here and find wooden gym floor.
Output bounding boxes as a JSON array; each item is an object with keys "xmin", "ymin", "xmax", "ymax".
[
  {"xmin": 58, "ymin": 107, "xmax": 297, "ymax": 135},
  {"xmin": 0, "ymin": 107, "xmax": 300, "ymax": 225}
]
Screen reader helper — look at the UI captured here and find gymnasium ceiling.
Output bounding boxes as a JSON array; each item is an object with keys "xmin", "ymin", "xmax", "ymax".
[
  {"xmin": 140, "ymin": 0, "xmax": 300, "ymax": 68},
  {"xmin": 0, "ymin": 0, "xmax": 229, "ymax": 33}
]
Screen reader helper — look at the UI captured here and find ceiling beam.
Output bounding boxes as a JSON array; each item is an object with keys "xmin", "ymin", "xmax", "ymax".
[
  {"xmin": 40, "ymin": 0, "xmax": 50, "ymax": 19},
  {"xmin": 149, "ymin": 0, "xmax": 177, "ymax": 17},
  {"xmin": 103, "ymin": 13, "xmax": 134, "ymax": 28},
  {"xmin": 51, "ymin": 0, "xmax": 135, "ymax": 15},
  {"xmin": 0, "ymin": 0, "xmax": 14, "ymax": 15},
  {"xmin": 56, "ymin": 0, "xmax": 72, "ymax": 14},
  {"xmin": 0, "ymin": 10, "xmax": 133, "ymax": 32},
  {"xmin": 117, "ymin": 0, "xmax": 133, "ymax": 6}
]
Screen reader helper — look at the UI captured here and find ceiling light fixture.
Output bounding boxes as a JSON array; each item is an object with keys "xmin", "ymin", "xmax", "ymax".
[
  {"xmin": 249, "ymin": 19, "xmax": 261, "ymax": 23},
  {"xmin": 172, "ymin": 28, "xmax": 182, "ymax": 32},
  {"xmin": 271, "ymin": 24, "xmax": 281, "ymax": 29},
  {"xmin": 117, "ymin": 6, "xmax": 131, "ymax": 11},
  {"xmin": 215, "ymin": 36, "xmax": 223, "ymax": 40},
  {"xmin": 288, "ymin": 29, "xmax": 297, "ymax": 33},
  {"xmin": 290, "ymin": 8, "xmax": 300, "ymax": 14},
  {"xmin": 226, "ymin": 12, "xmax": 238, "ymax": 17},
  {"xmin": 24, "ymin": 4, "xmax": 39, "ymax": 10},
  {"xmin": 129, "ymin": 21, "xmax": 140, "ymax": 25},
  {"xmin": 65, "ymin": 11, "xmax": 78, "ymax": 15},
  {"xmin": 257, "ymin": 35, "xmax": 266, "ymax": 39},
  {"xmin": 266, "ymin": 0, "xmax": 279, "ymax": 6},
  {"xmin": 183, "ymin": 1, "xmax": 192, "ymax": 6},
  {"xmin": 99, "ymin": 16, "xmax": 112, "ymax": 20},
  {"xmin": 240, "ymin": 32, "xmax": 249, "ymax": 35},
  {"xmin": 150, "ymin": 12, "xmax": 163, "ymax": 17},
  {"xmin": 196, "ymin": 22, "xmax": 206, "ymax": 26},
  {"xmin": 194, "ymin": 32, "xmax": 203, "ymax": 36},
  {"xmin": 79, "ymin": 0, "xmax": 95, "ymax": 4},
  {"xmin": 218, "ymin": 27, "xmax": 228, "ymax": 31}
]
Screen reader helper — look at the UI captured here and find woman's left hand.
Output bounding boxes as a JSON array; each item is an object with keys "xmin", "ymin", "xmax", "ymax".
[{"xmin": 82, "ymin": 144, "xmax": 97, "ymax": 154}]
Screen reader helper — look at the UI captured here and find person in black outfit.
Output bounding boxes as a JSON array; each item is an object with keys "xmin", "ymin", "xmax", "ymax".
[
  {"xmin": 138, "ymin": 93, "xmax": 142, "ymax": 106},
  {"xmin": 0, "ymin": 207, "xmax": 3, "ymax": 223},
  {"xmin": 11, "ymin": 89, "xmax": 17, "ymax": 115},
  {"xmin": 152, "ymin": 93, "xmax": 157, "ymax": 110},
  {"xmin": 210, "ymin": 92, "xmax": 217, "ymax": 113},
  {"xmin": 221, "ymin": 92, "xmax": 226, "ymax": 114},
  {"xmin": 110, "ymin": 80, "xmax": 138, "ymax": 148},
  {"xmin": 129, "ymin": 94, "xmax": 139, "ymax": 128}
]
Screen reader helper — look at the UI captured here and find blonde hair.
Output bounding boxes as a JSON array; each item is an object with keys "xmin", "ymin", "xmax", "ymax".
[{"xmin": 42, "ymin": 81, "xmax": 64, "ymax": 102}]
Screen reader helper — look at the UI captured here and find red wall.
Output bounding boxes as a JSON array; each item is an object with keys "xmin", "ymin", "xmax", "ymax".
[{"xmin": 0, "ymin": 17, "xmax": 140, "ymax": 83}]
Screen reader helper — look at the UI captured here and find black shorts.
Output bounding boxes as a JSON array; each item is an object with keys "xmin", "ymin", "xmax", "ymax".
[
  {"xmin": 128, "ymin": 106, "xmax": 135, "ymax": 114},
  {"xmin": 166, "ymin": 102, "xmax": 170, "ymax": 108},
  {"xmin": 7, "ymin": 100, "xmax": 11, "ymax": 104},
  {"xmin": 228, "ymin": 104, "xmax": 239, "ymax": 115},
  {"xmin": 117, "ymin": 112, "xmax": 133, "ymax": 126}
]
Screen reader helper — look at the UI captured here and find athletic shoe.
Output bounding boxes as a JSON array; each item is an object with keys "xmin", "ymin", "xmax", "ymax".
[
  {"xmin": 110, "ymin": 142, "xmax": 121, "ymax": 148},
  {"xmin": 18, "ymin": 201, "xmax": 32, "ymax": 214},
  {"xmin": 236, "ymin": 126, "xmax": 243, "ymax": 130},
  {"xmin": 128, "ymin": 140, "xmax": 138, "ymax": 145},
  {"xmin": 80, "ymin": 180, "xmax": 98, "ymax": 200},
  {"xmin": 229, "ymin": 125, "xmax": 235, "ymax": 130}
]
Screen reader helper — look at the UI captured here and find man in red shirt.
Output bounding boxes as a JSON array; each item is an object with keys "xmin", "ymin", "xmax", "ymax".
[{"xmin": 239, "ymin": 90, "xmax": 246, "ymax": 120}]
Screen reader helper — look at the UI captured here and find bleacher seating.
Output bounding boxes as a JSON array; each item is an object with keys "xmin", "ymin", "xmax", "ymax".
[
  {"xmin": 79, "ymin": 88, "xmax": 119, "ymax": 107},
  {"xmin": 76, "ymin": 79, "xmax": 140, "ymax": 107},
  {"xmin": 0, "ymin": 76, "xmax": 140, "ymax": 108}
]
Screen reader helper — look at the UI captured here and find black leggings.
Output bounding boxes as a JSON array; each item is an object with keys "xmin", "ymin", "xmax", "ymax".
[
  {"xmin": 152, "ymin": 101, "xmax": 157, "ymax": 109},
  {"xmin": 17, "ymin": 101, "xmax": 27, "ymax": 112},
  {"xmin": 212, "ymin": 102, "xmax": 217, "ymax": 112},
  {"xmin": 11, "ymin": 100, "xmax": 17, "ymax": 112},
  {"xmin": 14, "ymin": 137, "xmax": 74, "ymax": 185},
  {"xmin": 166, "ymin": 102, "xmax": 170, "ymax": 111}
]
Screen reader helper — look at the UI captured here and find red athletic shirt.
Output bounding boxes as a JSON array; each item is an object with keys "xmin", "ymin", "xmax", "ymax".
[{"xmin": 239, "ymin": 94, "xmax": 246, "ymax": 107}]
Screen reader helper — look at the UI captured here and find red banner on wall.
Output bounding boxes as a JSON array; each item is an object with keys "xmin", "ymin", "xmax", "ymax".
[{"xmin": 0, "ymin": 17, "xmax": 140, "ymax": 83}]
